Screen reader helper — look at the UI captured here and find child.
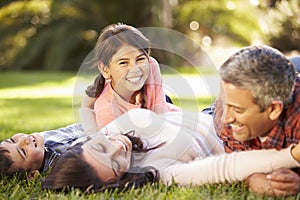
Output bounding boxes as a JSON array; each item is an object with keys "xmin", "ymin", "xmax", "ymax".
[
  {"xmin": 0, "ymin": 123, "xmax": 85, "ymax": 179},
  {"xmin": 81, "ymin": 23, "xmax": 180, "ymax": 130}
]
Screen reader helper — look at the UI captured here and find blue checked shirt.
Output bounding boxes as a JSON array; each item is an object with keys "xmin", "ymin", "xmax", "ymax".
[{"xmin": 39, "ymin": 123, "xmax": 85, "ymax": 173}]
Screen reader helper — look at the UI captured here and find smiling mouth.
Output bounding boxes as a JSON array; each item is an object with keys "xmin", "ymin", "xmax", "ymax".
[
  {"xmin": 229, "ymin": 123, "xmax": 245, "ymax": 133},
  {"xmin": 230, "ymin": 123, "xmax": 243, "ymax": 128},
  {"xmin": 112, "ymin": 139, "xmax": 128, "ymax": 152},
  {"xmin": 29, "ymin": 135, "xmax": 37, "ymax": 147},
  {"xmin": 126, "ymin": 76, "xmax": 142, "ymax": 83}
]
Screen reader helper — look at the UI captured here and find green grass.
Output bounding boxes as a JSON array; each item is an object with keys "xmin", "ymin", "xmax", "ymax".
[
  {"xmin": 0, "ymin": 71, "xmax": 77, "ymax": 140},
  {"xmin": 0, "ymin": 71, "xmax": 296, "ymax": 199}
]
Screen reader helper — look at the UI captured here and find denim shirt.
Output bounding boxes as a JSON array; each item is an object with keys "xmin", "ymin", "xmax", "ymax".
[{"xmin": 39, "ymin": 123, "xmax": 85, "ymax": 173}]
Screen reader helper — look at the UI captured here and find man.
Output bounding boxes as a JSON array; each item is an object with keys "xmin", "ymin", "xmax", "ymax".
[
  {"xmin": 213, "ymin": 45, "xmax": 300, "ymax": 196},
  {"xmin": 290, "ymin": 56, "xmax": 300, "ymax": 73},
  {"xmin": 0, "ymin": 124, "xmax": 85, "ymax": 179}
]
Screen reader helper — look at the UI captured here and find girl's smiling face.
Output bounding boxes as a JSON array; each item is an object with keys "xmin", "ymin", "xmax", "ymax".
[{"xmin": 100, "ymin": 45, "xmax": 150, "ymax": 100}]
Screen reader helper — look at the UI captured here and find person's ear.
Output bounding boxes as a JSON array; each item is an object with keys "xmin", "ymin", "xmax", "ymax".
[
  {"xmin": 268, "ymin": 100, "xmax": 284, "ymax": 120},
  {"xmin": 98, "ymin": 63, "xmax": 110, "ymax": 79},
  {"xmin": 27, "ymin": 170, "xmax": 40, "ymax": 180}
]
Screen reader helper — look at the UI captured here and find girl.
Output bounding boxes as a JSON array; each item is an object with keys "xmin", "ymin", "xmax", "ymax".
[
  {"xmin": 43, "ymin": 109, "xmax": 300, "ymax": 192},
  {"xmin": 81, "ymin": 23, "xmax": 179, "ymax": 131}
]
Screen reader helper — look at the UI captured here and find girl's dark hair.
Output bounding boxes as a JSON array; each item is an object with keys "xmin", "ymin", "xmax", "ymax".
[
  {"xmin": 42, "ymin": 132, "xmax": 160, "ymax": 192},
  {"xmin": 86, "ymin": 23, "xmax": 151, "ymax": 108}
]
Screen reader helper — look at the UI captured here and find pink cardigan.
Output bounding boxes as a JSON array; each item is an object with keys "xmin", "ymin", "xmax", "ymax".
[{"xmin": 93, "ymin": 57, "xmax": 180, "ymax": 129}]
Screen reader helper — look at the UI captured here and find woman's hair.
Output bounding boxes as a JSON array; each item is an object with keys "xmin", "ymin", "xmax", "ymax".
[
  {"xmin": 42, "ymin": 132, "xmax": 160, "ymax": 192},
  {"xmin": 219, "ymin": 45, "xmax": 296, "ymax": 111},
  {"xmin": 86, "ymin": 23, "xmax": 151, "ymax": 109}
]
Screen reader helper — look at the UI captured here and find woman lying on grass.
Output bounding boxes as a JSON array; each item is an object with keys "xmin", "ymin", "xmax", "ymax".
[{"xmin": 42, "ymin": 108, "xmax": 300, "ymax": 193}]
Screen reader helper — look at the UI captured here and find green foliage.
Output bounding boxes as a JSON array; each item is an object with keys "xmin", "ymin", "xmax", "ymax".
[
  {"xmin": 173, "ymin": 0, "xmax": 262, "ymax": 46},
  {"xmin": 1, "ymin": 0, "xmax": 300, "ymax": 72},
  {"xmin": 0, "ymin": 0, "xmax": 161, "ymax": 71},
  {"xmin": 262, "ymin": 0, "xmax": 300, "ymax": 52}
]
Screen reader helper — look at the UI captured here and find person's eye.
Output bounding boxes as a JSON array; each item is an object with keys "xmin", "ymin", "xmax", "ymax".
[
  {"xmin": 111, "ymin": 160, "xmax": 121, "ymax": 176},
  {"xmin": 20, "ymin": 148, "xmax": 27, "ymax": 157},
  {"xmin": 92, "ymin": 143, "xmax": 106, "ymax": 152},
  {"xmin": 234, "ymin": 108, "xmax": 244, "ymax": 114},
  {"xmin": 118, "ymin": 61, "xmax": 128, "ymax": 66},
  {"xmin": 137, "ymin": 56, "xmax": 147, "ymax": 62}
]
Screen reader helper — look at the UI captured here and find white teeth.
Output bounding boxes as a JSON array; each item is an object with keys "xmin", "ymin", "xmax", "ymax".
[
  {"xmin": 113, "ymin": 139, "xmax": 127, "ymax": 152},
  {"xmin": 127, "ymin": 76, "xmax": 141, "ymax": 83},
  {"xmin": 230, "ymin": 124, "xmax": 243, "ymax": 128},
  {"xmin": 30, "ymin": 136, "xmax": 37, "ymax": 147}
]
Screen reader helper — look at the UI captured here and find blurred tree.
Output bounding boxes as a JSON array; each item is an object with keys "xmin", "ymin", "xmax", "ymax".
[
  {"xmin": 265, "ymin": 0, "xmax": 278, "ymax": 7},
  {"xmin": 262, "ymin": 0, "xmax": 300, "ymax": 52},
  {"xmin": 0, "ymin": 0, "xmax": 161, "ymax": 71},
  {"xmin": 1, "ymin": 0, "xmax": 299, "ymax": 71},
  {"xmin": 172, "ymin": 0, "xmax": 262, "ymax": 47}
]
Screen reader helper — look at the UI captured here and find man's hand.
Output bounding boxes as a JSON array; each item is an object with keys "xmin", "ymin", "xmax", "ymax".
[
  {"xmin": 246, "ymin": 168, "xmax": 300, "ymax": 196},
  {"xmin": 246, "ymin": 173, "xmax": 274, "ymax": 196},
  {"xmin": 247, "ymin": 168, "xmax": 300, "ymax": 197},
  {"xmin": 291, "ymin": 143, "xmax": 300, "ymax": 162},
  {"xmin": 267, "ymin": 168, "xmax": 300, "ymax": 196}
]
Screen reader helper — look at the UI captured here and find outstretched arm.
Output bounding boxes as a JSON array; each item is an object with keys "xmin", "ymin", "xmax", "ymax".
[{"xmin": 160, "ymin": 145, "xmax": 300, "ymax": 186}]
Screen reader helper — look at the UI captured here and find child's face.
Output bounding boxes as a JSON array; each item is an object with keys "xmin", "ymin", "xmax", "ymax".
[
  {"xmin": 0, "ymin": 133, "xmax": 45, "ymax": 173},
  {"xmin": 104, "ymin": 45, "xmax": 150, "ymax": 98}
]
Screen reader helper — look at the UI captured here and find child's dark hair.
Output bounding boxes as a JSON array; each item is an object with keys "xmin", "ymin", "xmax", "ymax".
[
  {"xmin": 85, "ymin": 23, "xmax": 151, "ymax": 109},
  {"xmin": 0, "ymin": 146, "xmax": 27, "ymax": 180}
]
